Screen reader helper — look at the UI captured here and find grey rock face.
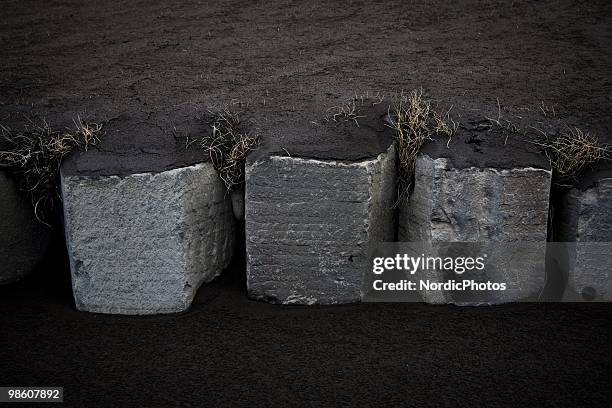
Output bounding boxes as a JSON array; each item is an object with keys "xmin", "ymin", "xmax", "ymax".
[
  {"xmin": 61, "ymin": 162, "xmax": 235, "ymax": 315},
  {"xmin": 0, "ymin": 171, "xmax": 49, "ymax": 284},
  {"xmin": 230, "ymin": 188, "xmax": 245, "ymax": 221},
  {"xmin": 557, "ymin": 178, "xmax": 612, "ymax": 300},
  {"xmin": 245, "ymin": 146, "xmax": 396, "ymax": 305},
  {"xmin": 399, "ymin": 155, "xmax": 552, "ymax": 305}
]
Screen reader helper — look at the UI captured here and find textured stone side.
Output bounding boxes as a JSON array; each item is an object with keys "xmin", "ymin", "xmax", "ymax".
[
  {"xmin": 245, "ymin": 146, "xmax": 395, "ymax": 305},
  {"xmin": 399, "ymin": 154, "xmax": 551, "ymax": 305},
  {"xmin": 61, "ymin": 162, "xmax": 235, "ymax": 315},
  {"xmin": 0, "ymin": 171, "xmax": 49, "ymax": 284},
  {"xmin": 557, "ymin": 178, "xmax": 612, "ymax": 300}
]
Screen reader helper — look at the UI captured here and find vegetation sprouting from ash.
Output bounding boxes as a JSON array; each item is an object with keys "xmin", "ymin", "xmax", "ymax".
[
  {"xmin": 387, "ymin": 89, "xmax": 457, "ymax": 204},
  {"xmin": 531, "ymin": 126, "xmax": 610, "ymax": 186},
  {"xmin": 0, "ymin": 117, "xmax": 101, "ymax": 224},
  {"xmin": 199, "ymin": 109, "xmax": 259, "ymax": 191}
]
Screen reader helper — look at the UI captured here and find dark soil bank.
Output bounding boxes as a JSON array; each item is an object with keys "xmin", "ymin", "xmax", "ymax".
[{"xmin": 1, "ymin": 0, "xmax": 611, "ymax": 176}]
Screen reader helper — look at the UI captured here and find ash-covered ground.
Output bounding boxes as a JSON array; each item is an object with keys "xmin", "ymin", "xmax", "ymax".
[
  {"xmin": 1, "ymin": 1, "xmax": 612, "ymax": 406},
  {"xmin": 1, "ymin": 0, "xmax": 610, "ymax": 176}
]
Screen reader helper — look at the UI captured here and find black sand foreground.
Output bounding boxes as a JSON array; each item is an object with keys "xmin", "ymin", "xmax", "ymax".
[{"xmin": 1, "ymin": 237, "xmax": 612, "ymax": 408}]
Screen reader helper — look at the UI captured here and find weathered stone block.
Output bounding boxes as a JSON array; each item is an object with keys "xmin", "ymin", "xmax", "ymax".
[
  {"xmin": 557, "ymin": 178, "xmax": 612, "ymax": 300},
  {"xmin": 399, "ymin": 154, "xmax": 552, "ymax": 305},
  {"xmin": 245, "ymin": 145, "xmax": 395, "ymax": 305},
  {"xmin": 0, "ymin": 171, "xmax": 49, "ymax": 284},
  {"xmin": 61, "ymin": 162, "xmax": 235, "ymax": 315}
]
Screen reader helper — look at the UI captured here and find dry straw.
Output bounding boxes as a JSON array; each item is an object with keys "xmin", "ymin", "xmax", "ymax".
[
  {"xmin": 530, "ymin": 126, "xmax": 610, "ymax": 183},
  {"xmin": 0, "ymin": 116, "xmax": 101, "ymax": 223},
  {"xmin": 326, "ymin": 99, "xmax": 367, "ymax": 127},
  {"xmin": 387, "ymin": 89, "xmax": 457, "ymax": 203},
  {"xmin": 200, "ymin": 109, "xmax": 259, "ymax": 191}
]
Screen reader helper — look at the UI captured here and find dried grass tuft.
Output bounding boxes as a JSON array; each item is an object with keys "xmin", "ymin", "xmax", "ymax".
[
  {"xmin": 200, "ymin": 109, "xmax": 259, "ymax": 191},
  {"xmin": 325, "ymin": 99, "xmax": 366, "ymax": 127},
  {"xmin": 387, "ymin": 89, "xmax": 457, "ymax": 203},
  {"xmin": 325, "ymin": 91, "xmax": 388, "ymax": 127},
  {"xmin": 0, "ymin": 116, "xmax": 101, "ymax": 223},
  {"xmin": 532, "ymin": 127, "xmax": 610, "ymax": 182}
]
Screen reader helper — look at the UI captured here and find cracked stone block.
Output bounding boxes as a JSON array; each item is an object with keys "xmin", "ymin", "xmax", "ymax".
[
  {"xmin": 399, "ymin": 154, "xmax": 552, "ymax": 305},
  {"xmin": 0, "ymin": 171, "xmax": 50, "ymax": 284},
  {"xmin": 557, "ymin": 178, "xmax": 612, "ymax": 301},
  {"xmin": 245, "ymin": 145, "xmax": 396, "ymax": 305},
  {"xmin": 61, "ymin": 162, "xmax": 235, "ymax": 315}
]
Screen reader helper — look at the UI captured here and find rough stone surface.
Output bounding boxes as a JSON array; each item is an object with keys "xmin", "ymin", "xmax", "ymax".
[
  {"xmin": 61, "ymin": 162, "xmax": 235, "ymax": 315},
  {"xmin": 0, "ymin": 171, "xmax": 49, "ymax": 284},
  {"xmin": 230, "ymin": 188, "xmax": 245, "ymax": 221},
  {"xmin": 399, "ymin": 154, "xmax": 552, "ymax": 305},
  {"xmin": 245, "ymin": 145, "xmax": 396, "ymax": 305},
  {"xmin": 557, "ymin": 178, "xmax": 612, "ymax": 300}
]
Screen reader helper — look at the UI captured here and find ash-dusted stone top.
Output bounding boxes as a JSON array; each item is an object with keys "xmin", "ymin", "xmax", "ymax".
[
  {"xmin": 58, "ymin": 110, "xmax": 211, "ymax": 177},
  {"xmin": 57, "ymin": 102, "xmax": 393, "ymax": 177},
  {"xmin": 246, "ymin": 103, "xmax": 395, "ymax": 164},
  {"xmin": 420, "ymin": 100, "xmax": 554, "ymax": 170}
]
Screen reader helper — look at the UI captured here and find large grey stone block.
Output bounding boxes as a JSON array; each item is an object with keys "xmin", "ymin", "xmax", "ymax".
[
  {"xmin": 61, "ymin": 162, "xmax": 235, "ymax": 315},
  {"xmin": 245, "ymin": 145, "xmax": 396, "ymax": 305},
  {"xmin": 557, "ymin": 178, "xmax": 612, "ymax": 300},
  {"xmin": 0, "ymin": 171, "xmax": 49, "ymax": 284},
  {"xmin": 399, "ymin": 154, "xmax": 552, "ymax": 305}
]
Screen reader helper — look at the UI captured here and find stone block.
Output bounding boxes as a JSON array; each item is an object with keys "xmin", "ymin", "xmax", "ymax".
[
  {"xmin": 556, "ymin": 178, "xmax": 612, "ymax": 300},
  {"xmin": 61, "ymin": 162, "xmax": 235, "ymax": 314},
  {"xmin": 399, "ymin": 154, "xmax": 552, "ymax": 305},
  {"xmin": 245, "ymin": 145, "xmax": 395, "ymax": 305}
]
